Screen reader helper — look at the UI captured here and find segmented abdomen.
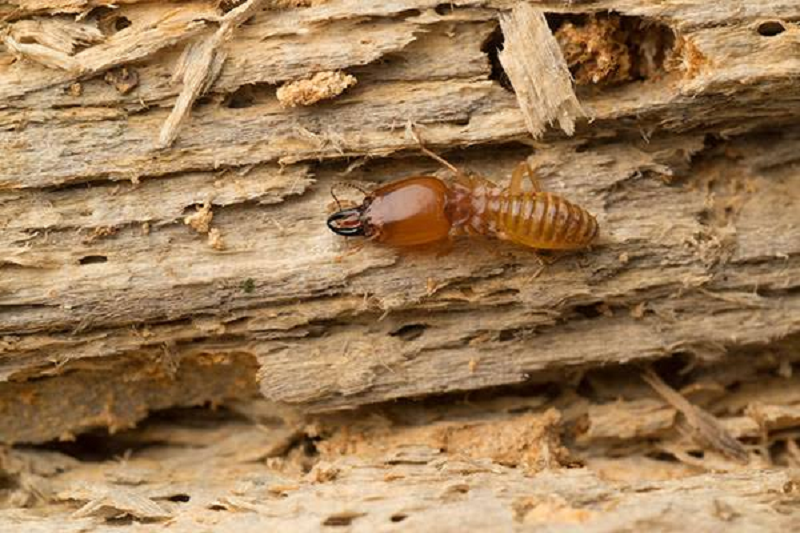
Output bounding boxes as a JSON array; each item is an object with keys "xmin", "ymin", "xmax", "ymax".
[{"xmin": 490, "ymin": 192, "xmax": 598, "ymax": 250}]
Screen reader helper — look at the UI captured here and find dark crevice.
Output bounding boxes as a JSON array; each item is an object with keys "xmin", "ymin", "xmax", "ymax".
[
  {"xmin": 78, "ymin": 255, "xmax": 108, "ymax": 265},
  {"xmin": 434, "ymin": 4, "xmax": 456, "ymax": 16},
  {"xmin": 573, "ymin": 303, "xmax": 602, "ymax": 319},
  {"xmin": 30, "ymin": 431, "xmax": 155, "ymax": 463},
  {"xmin": 757, "ymin": 21, "xmax": 786, "ymax": 37},
  {"xmin": 27, "ymin": 404, "xmax": 254, "ymax": 462},
  {"xmin": 0, "ymin": 472, "xmax": 19, "ymax": 491},
  {"xmin": 482, "ymin": 24, "xmax": 513, "ymax": 92},
  {"xmin": 396, "ymin": 9, "xmax": 422, "ymax": 19},
  {"xmin": 323, "ymin": 513, "xmax": 362, "ymax": 527},
  {"xmin": 649, "ymin": 352, "xmax": 697, "ymax": 384},
  {"xmin": 114, "ymin": 16, "xmax": 132, "ymax": 32},
  {"xmin": 225, "ymin": 85, "xmax": 256, "ymax": 109},
  {"xmin": 390, "ymin": 323, "xmax": 427, "ymax": 341},
  {"xmin": 498, "ymin": 329, "xmax": 517, "ymax": 342}
]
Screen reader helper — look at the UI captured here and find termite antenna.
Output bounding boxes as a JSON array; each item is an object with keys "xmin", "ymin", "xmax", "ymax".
[
  {"xmin": 406, "ymin": 122, "xmax": 462, "ymax": 176},
  {"xmin": 331, "ymin": 181, "xmax": 369, "ymax": 210},
  {"xmin": 331, "ymin": 187, "xmax": 344, "ymax": 211}
]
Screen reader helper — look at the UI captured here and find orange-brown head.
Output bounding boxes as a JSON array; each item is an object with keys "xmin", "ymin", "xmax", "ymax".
[{"xmin": 327, "ymin": 176, "xmax": 453, "ymax": 246}]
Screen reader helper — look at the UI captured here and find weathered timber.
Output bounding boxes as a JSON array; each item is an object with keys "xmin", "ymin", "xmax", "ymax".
[{"xmin": 1, "ymin": 0, "xmax": 800, "ymax": 529}]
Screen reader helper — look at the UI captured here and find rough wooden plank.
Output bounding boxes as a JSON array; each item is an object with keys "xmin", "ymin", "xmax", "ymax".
[{"xmin": 0, "ymin": 6, "xmax": 800, "ymax": 531}]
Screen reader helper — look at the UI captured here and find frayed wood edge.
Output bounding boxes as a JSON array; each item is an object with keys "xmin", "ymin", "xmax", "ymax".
[
  {"xmin": 498, "ymin": 4, "xmax": 585, "ymax": 138},
  {"xmin": 158, "ymin": 0, "xmax": 267, "ymax": 148}
]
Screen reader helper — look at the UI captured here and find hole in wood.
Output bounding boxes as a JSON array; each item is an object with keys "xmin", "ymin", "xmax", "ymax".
[
  {"xmin": 322, "ymin": 512, "xmax": 362, "ymax": 527},
  {"xmin": 482, "ymin": 25, "xmax": 514, "ymax": 92},
  {"xmin": 550, "ymin": 12, "xmax": 677, "ymax": 86},
  {"xmin": 79, "ymin": 255, "xmax": 108, "ymax": 265},
  {"xmin": 167, "ymin": 493, "xmax": 191, "ymax": 503},
  {"xmin": 757, "ymin": 21, "xmax": 785, "ymax": 37},
  {"xmin": 36, "ymin": 431, "xmax": 147, "ymax": 462},
  {"xmin": 498, "ymin": 329, "xmax": 516, "ymax": 342},
  {"xmin": 114, "ymin": 16, "xmax": 132, "ymax": 32},
  {"xmin": 225, "ymin": 85, "xmax": 256, "ymax": 109},
  {"xmin": 390, "ymin": 513, "xmax": 408, "ymax": 522},
  {"xmin": 435, "ymin": 4, "xmax": 454, "ymax": 16},
  {"xmin": 390, "ymin": 323, "xmax": 427, "ymax": 341},
  {"xmin": 573, "ymin": 303, "xmax": 602, "ymax": 319},
  {"xmin": 651, "ymin": 352, "xmax": 696, "ymax": 383}
]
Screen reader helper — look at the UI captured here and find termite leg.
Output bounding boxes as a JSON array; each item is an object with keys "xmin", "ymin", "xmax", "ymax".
[
  {"xmin": 407, "ymin": 123, "xmax": 467, "ymax": 178},
  {"xmin": 534, "ymin": 250, "xmax": 565, "ymax": 266},
  {"xmin": 510, "ymin": 161, "xmax": 542, "ymax": 195}
]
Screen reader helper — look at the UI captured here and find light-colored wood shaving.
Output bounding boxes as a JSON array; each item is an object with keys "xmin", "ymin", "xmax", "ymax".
[
  {"xmin": 183, "ymin": 202, "xmax": 214, "ymax": 233},
  {"xmin": 498, "ymin": 3, "xmax": 585, "ymax": 137},
  {"xmin": 276, "ymin": 71, "xmax": 358, "ymax": 108}
]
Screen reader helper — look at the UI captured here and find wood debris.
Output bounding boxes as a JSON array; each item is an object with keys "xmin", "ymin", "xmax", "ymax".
[
  {"xmin": 159, "ymin": 0, "xmax": 268, "ymax": 147},
  {"xmin": 1, "ymin": 0, "xmax": 799, "ymax": 529},
  {"xmin": 642, "ymin": 368, "xmax": 750, "ymax": 464},
  {"xmin": 276, "ymin": 71, "xmax": 358, "ymax": 107},
  {"xmin": 498, "ymin": 4, "xmax": 585, "ymax": 137}
]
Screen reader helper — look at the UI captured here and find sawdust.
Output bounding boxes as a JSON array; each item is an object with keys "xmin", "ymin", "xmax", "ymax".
[
  {"xmin": 555, "ymin": 14, "xmax": 676, "ymax": 85},
  {"xmin": 103, "ymin": 66, "xmax": 139, "ymax": 94},
  {"xmin": 276, "ymin": 71, "xmax": 358, "ymax": 108},
  {"xmin": 82, "ymin": 226, "xmax": 117, "ymax": 244},
  {"xmin": 207, "ymin": 227, "xmax": 225, "ymax": 250},
  {"xmin": 556, "ymin": 15, "xmax": 632, "ymax": 85},
  {"xmin": 184, "ymin": 202, "xmax": 213, "ymax": 234},
  {"xmin": 306, "ymin": 461, "xmax": 340, "ymax": 483}
]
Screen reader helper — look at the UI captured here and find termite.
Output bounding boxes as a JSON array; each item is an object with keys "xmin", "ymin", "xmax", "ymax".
[{"xmin": 327, "ymin": 136, "xmax": 598, "ymax": 252}]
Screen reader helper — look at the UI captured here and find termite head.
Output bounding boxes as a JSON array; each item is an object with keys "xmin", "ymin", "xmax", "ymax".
[
  {"xmin": 327, "ymin": 182, "xmax": 374, "ymax": 238},
  {"xmin": 327, "ymin": 204, "xmax": 370, "ymax": 237}
]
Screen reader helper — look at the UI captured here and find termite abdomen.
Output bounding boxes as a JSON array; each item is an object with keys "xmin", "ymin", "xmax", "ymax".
[{"xmin": 493, "ymin": 192, "xmax": 598, "ymax": 250}]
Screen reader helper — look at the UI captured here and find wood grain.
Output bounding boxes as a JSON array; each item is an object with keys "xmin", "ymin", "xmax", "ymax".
[{"xmin": 1, "ymin": 1, "xmax": 800, "ymax": 528}]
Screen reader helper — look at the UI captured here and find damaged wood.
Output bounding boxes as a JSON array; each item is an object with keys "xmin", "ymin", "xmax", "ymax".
[
  {"xmin": 498, "ymin": 3, "xmax": 584, "ymax": 137},
  {"xmin": 1, "ymin": 0, "xmax": 800, "ymax": 529},
  {"xmin": 158, "ymin": 0, "xmax": 267, "ymax": 147},
  {"xmin": 2, "ymin": 405, "xmax": 799, "ymax": 529}
]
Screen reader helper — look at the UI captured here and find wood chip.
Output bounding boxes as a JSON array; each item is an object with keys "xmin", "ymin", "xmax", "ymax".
[
  {"xmin": 498, "ymin": 4, "xmax": 585, "ymax": 138},
  {"xmin": 642, "ymin": 368, "xmax": 750, "ymax": 464}
]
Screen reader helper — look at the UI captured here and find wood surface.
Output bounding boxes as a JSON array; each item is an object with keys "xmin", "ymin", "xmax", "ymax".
[{"xmin": 1, "ymin": 0, "xmax": 799, "ymax": 529}]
